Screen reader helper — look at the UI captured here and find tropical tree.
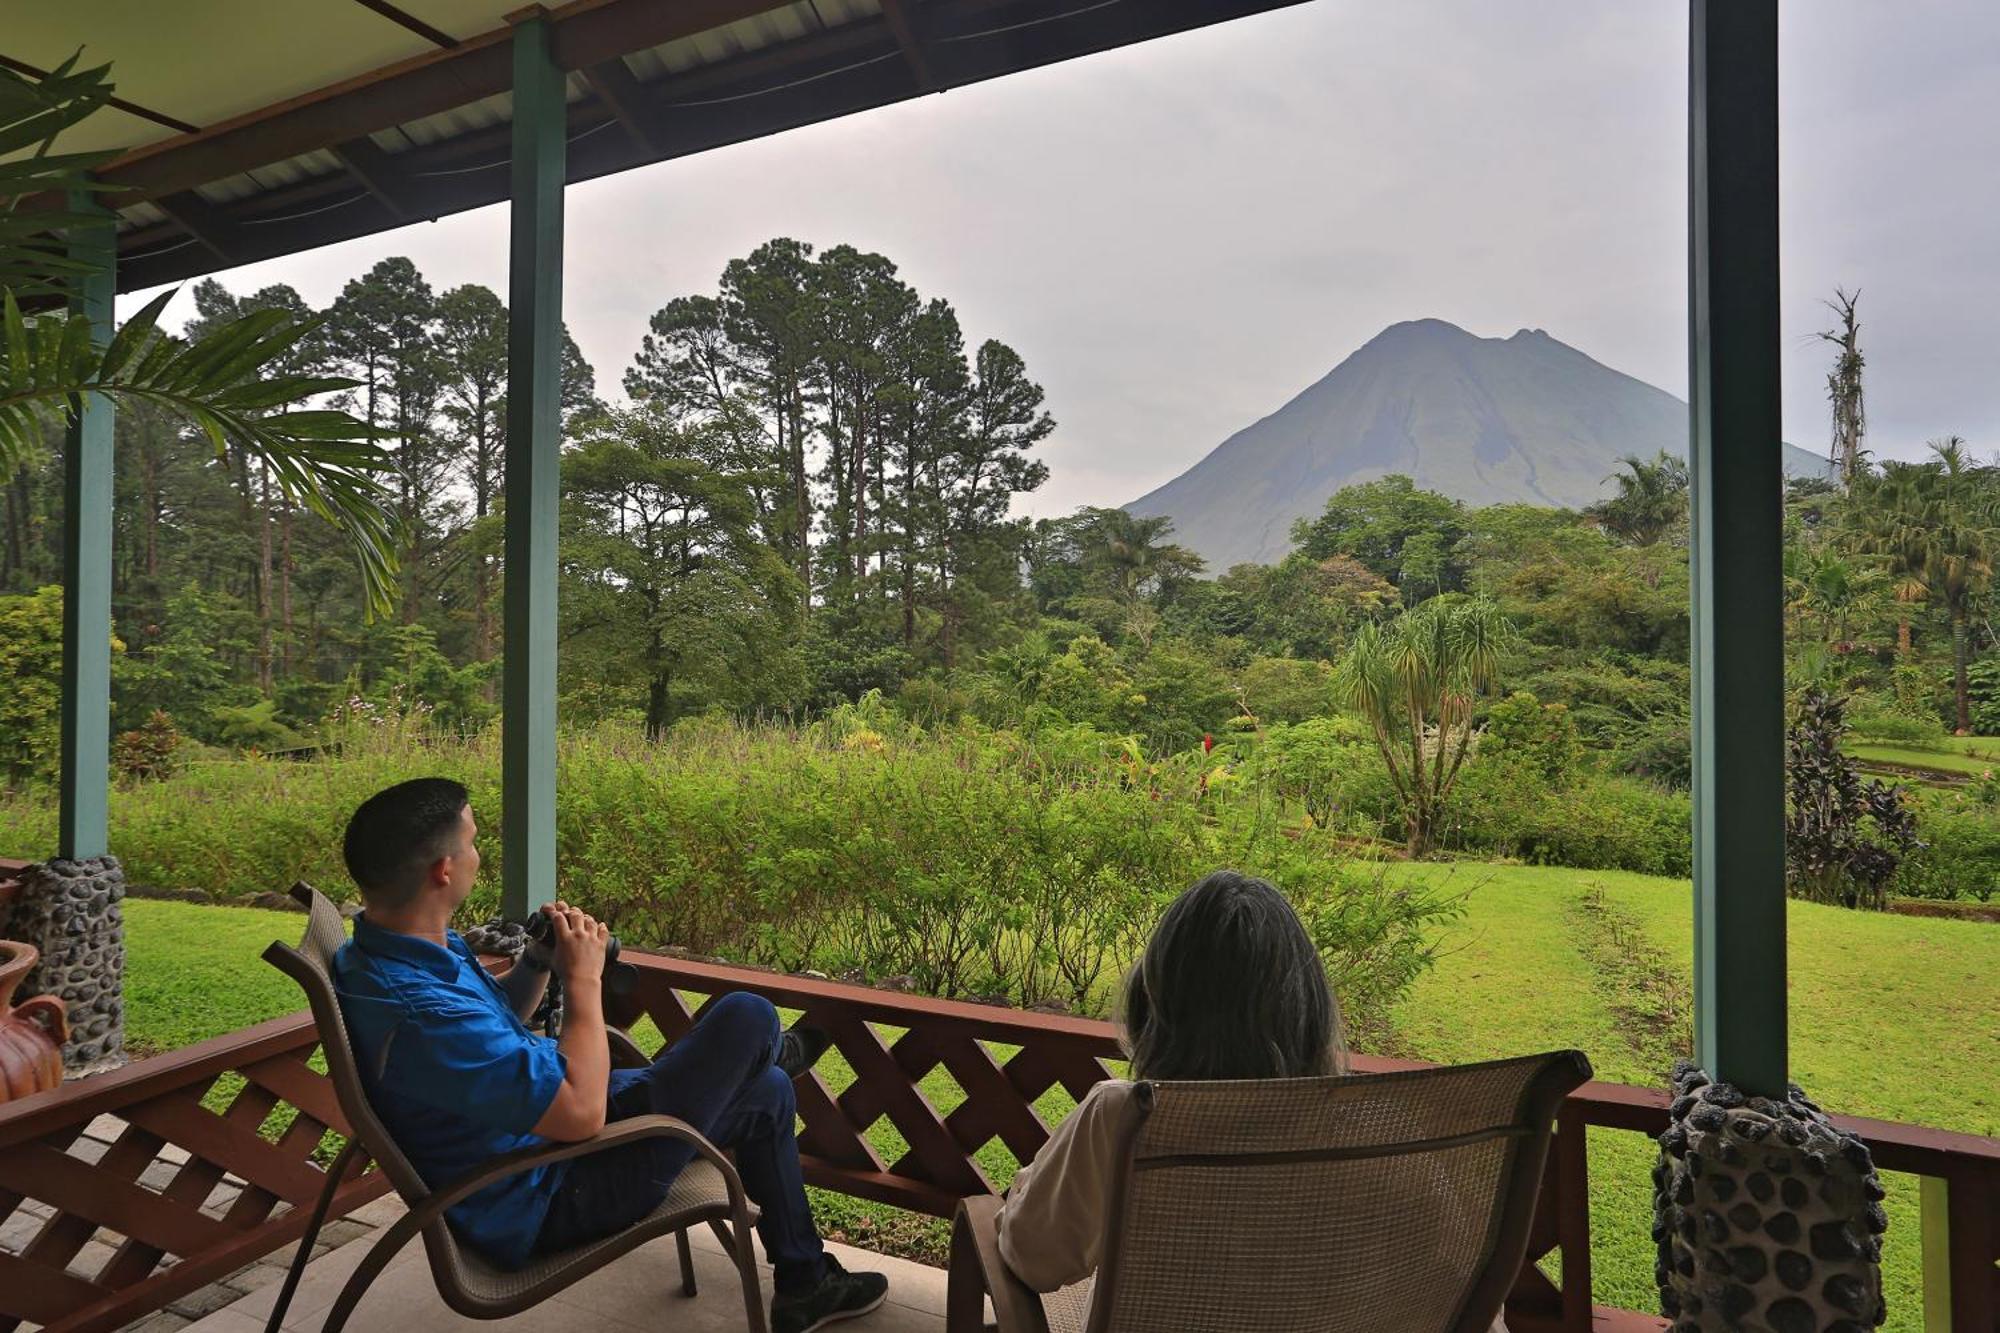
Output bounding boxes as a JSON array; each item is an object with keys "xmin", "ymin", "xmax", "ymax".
[
  {"xmin": 1334, "ymin": 595, "xmax": 1512, "ymax": 855},
  {"xmin": 1585, "ymin": 451, "xmax": 1688, "ymax": 546},
  {"xmin": 0, "ymin": 56, "xmax": 398, "ymax": 612},
  {"xmin": 1847, "ymin": 440, "xmax": 1998, "ymax": 730},
  {"xmin": 1783, "ymin": 542, "xmax": 1881, "ymax": 647},
  {"xmin": 561, "ymin": 407, "xmax": 801, "ymax": 737}
]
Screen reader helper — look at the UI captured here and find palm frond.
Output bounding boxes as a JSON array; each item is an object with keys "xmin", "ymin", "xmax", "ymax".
[{"xmin": 0, "ymin": 53, "xmax": 120, "ymax": 301}]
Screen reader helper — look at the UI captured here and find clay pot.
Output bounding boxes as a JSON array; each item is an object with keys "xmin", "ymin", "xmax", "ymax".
[{"xmin": 0, "ymin": 940, "xmax": 69, "ymax": 1102}]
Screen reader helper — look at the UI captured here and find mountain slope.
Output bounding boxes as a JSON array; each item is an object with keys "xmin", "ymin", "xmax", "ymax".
[{"xmin": 1126, "ymin": 319, "xmax": 1828, "ymax": 570}]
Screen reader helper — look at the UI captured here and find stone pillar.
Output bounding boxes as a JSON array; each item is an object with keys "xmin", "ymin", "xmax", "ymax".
[
  {"xmin": 3, "ymin": 857, "xmax": 126, "ymax": 1076},
  {"xmin": 1654, "ymin": 1062, "xmax": 1886, "ymax": 1331}
]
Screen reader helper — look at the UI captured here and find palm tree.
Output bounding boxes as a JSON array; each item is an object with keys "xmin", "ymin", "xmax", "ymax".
[
  {"xmin": 1585, "ymin": 451, "xmax": 1688, "ymax": 546},
  {"xmin": 1084, "ymin": 508, "xmax": 1203, "ymax": 605},
  {"xmin": 1, "ymin": 56, "xmax": 398, "ymax": 611},
  {"xmin": 1783, "ymin": 543, "xmax": 1882, "ymax": 647},
  {"xmin": 1334, "ymin": 595, "xmax": 1512, "ymax": 855},
  {"xmin": 1846, "ymin": 440, "xmax": 1998, "ymax": 731}
]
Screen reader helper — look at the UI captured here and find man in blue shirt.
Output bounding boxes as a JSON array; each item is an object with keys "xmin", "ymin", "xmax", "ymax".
[{"xmin": 333, "ymin": 778, "xmax": 887, "ymax": 1333}]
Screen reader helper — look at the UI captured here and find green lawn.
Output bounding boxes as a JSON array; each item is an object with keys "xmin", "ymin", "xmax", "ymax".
[
  {"xmin": 1848, "ymin": 742, "xmax": 1997, "ymax": 777},
  {"xmin": 119, "ymin": 873, "xmax": 1995, "ymax": 1329},
  {"xmin": 1388, "ymin": 863, "xmax": 1997, "ymax": 1328}
]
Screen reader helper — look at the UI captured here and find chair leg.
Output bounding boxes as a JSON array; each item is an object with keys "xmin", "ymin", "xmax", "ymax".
[
  {"xmin": 675, "ymin": 1226, "xmax": 697, "ymax": 1297},
  {"xmin": 717, "ymin": 1209, "xmax": 769, "ymax": 1333},
  {"xmin": 319, "ymin": 1210, "xmax": 426, "ymax": 1333},
  {"xmin": 265, "ymin": 1139, "xmax": 363, "ymax": 1333}
]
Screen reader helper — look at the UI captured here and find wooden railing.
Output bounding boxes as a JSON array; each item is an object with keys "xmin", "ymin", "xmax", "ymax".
[
  {"xmin": 0, "ymin": 1013, "xmax": 388, "ymax": 1333},
  {"xmin": 615, "ymin": 952, "xmax": 2000, "ymax": 1333},
  {"xmin": 0, "ymin": 947, "xmax": 1993, "ymax": 1332}
]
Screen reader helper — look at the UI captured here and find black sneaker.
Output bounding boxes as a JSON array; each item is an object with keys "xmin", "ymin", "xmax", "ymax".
[
  {"xmin": 771, "ymin": 1253, "xmax": 888, "ymax": 1333},
  {"xmin": 777, "ymin": 1024, "xmax": 833, "ymax": 1079}
]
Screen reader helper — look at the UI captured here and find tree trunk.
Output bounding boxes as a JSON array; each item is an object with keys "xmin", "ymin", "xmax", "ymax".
[
  {"xmin": 279, "ymin": 500, "xmax": 294, "ymax": 674},
  {"xmin": 257, "ymin": 467, "xmax": 274, "ymax": 693},
  {"xmin": 1897, "ymin": 618, "xmax": 1912, "ymax": 657},
  {"xmin": 1953, "ymin": 611, "xmax": 1971, "ymax": 734}
]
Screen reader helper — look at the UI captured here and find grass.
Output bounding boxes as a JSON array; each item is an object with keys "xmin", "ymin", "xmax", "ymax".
[
  {"xmin": 116, "ymin": 871, "xmax": 1996, "ymax": 1330},
  {"xmin": 1848, "ymin": 736, "xmax": 1992, "ymax": 780},
  {"xmin": 1388, "ymin": 863, "xmax": 1998, "ymax": 1329}
]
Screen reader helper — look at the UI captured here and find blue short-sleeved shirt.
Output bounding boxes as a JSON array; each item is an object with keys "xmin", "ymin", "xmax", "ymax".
[{"xmin": 332, "ymin": 915, "xmax": 569, "ymax": 1268}]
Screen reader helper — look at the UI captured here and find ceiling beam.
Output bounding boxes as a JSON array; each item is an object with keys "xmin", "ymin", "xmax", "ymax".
[
  {"xmin": 331, "ymin": 136, "xmax": 420, "ymax": 220},
  {"xmin": 0, "ymin": 53, "xmax": 201, "ymax": 135},
  {"xmin": 877, "ymin": 0, "xmax": 935, "ymax": 91},
  {"xmin": 350, "ymin": 0, "xmax": 462, "ymax": 48},
  {"xmin": 581, "ymin": 58, "xmax": 668, "ymax": 154},
  {"xmin": 152, "ymin": 191, "xmax": 245, "ymax": 266}
]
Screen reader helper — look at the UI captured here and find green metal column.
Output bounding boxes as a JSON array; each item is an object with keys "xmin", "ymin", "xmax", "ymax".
[
  {"xmin": 1688, "ymin": 0, "xmax": 1787, "ymax": 1095},
  {"xmin": 58, "ymin": 196, "xmax": 115, "ymax": 861},
  {"xmin": 502, "ymin": 13, "xmax": 565, "ymax": 918}
]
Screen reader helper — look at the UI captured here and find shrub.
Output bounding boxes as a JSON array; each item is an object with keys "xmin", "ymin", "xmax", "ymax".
[
  {"xmin": 114, "ymin": 711, "xmax": 184, "ymax": 783},
  {"xmin": 0, "ymin": 720, "xmax": 1457, "ymax": 1033},
  {"xmin": 1897, "ymin": 792, "xmax": 2000, "ymax": 902},
  {"xmin": 1237, "ymin": 656, "xmax": 1334, "ymax": 725},
  {"xmin": 1480, "ymin": 691, "xmax": 1582, "ymax": 785},
  {"xmin": 1846, "ymin": 697, "xmax": 1947, "ymax": 747},
  {"xmin": 1785, "ymin": 689, "xmax": 1920, "ymax": 910},
  {"xmin": 1445, "ymin": 763, "xmax": 1692, "ymax": 876}
]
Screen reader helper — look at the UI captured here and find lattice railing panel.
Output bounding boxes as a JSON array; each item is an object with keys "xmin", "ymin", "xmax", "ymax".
[{"xmin": 0, "ymin": 1014, "xmax": 389, "ymax": 1333}]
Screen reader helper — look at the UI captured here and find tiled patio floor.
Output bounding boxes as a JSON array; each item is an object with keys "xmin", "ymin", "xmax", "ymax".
[{"xmin": 181, "ymin": 1200, "xmax": 953, "ymax": 1333}]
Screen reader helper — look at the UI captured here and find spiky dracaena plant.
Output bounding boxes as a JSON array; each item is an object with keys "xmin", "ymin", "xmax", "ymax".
[
  {"xmin": 0, "ymin": 55, "xmax": 399, "ymax": 613},
  {"xmin": 1334, "ymin": 595, "xmax": 1511, "ymax": 856}
]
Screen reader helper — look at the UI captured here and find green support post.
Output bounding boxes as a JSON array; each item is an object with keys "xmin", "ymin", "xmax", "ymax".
[
  {"xmin": 1687, "ymin": 0, "xmax": 1787, "ymax": 1096},
  {"xmin": 58, "ymin": 195, "xmax": 115, "ymax": 862},
  {"xmin": 501, "ymin": 13, "xmax": 565, "ymax": 919}
]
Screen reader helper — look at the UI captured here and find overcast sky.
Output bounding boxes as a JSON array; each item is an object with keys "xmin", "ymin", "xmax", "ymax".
[{"xmin": 131, "ymin": 0, "xmax": 2000, "ymax": 518}]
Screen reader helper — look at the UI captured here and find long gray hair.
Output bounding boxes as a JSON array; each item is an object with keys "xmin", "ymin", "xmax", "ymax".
[{"xmin": 1119, "ymin": 870, "xmax": 1346, "ymax": 1081}]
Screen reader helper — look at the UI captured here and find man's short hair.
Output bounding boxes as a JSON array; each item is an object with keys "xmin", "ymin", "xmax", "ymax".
[{"xmin": 343, "ymin": 778, "xmax": 471, "ymax": 908}]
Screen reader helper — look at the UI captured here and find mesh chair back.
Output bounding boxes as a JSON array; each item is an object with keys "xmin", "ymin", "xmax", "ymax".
[
  {"xmin": 261, "ymin": 883, "xmax": 438, "ymax": 1208},
  {"xmin": 1090, "ymin": 1050, "xmax": 1590, "ymax": 1333}
]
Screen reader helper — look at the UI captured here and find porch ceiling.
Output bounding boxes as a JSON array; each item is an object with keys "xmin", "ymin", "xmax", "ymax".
[{"xmin": 2, "ymin": 0, "xmax": 1314, "ymax": 293}]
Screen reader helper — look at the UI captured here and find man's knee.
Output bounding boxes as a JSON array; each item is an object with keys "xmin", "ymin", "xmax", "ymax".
[
  {"xmin": 705, "ymin": 990, "xmax": 780, "ymax": 1048},
  {"xmin": 756, "ymin": 1063, "xmax": 797, "ymax": 1120}
]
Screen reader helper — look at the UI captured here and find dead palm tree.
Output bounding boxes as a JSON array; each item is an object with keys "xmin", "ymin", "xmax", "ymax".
[{"xmin": 1816, "ymin": 288, "xmax": 1867, "ymax": 492}]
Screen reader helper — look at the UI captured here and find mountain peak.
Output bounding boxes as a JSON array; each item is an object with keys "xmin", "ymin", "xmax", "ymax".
[
  {"xmin": 1367, "ymin": 317, "xmax": 1476, "ymax": 346},
  {"xmin": 1125, "ymin": 320, "xmax": 1829, "ymax": 571}
]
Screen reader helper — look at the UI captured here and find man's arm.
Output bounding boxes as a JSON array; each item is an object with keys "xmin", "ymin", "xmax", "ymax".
[
  {"xmin": 497, "ymin": 945, "xmax": 551, "ymax": 1021},
  {"xmin": 528, "ymin": 902, "xmax": 611, "ymax": 1142}
]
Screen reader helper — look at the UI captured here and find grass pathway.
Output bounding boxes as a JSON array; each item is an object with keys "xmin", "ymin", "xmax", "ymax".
[{"xmin": 1388, "ymin": 863, "xmax": 1999, "ymax": 1329}]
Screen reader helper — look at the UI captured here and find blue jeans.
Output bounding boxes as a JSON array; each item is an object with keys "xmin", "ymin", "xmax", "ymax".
[{"xmin": 532, "ymin": 992, "xmax": 827, "ymax": 1295}]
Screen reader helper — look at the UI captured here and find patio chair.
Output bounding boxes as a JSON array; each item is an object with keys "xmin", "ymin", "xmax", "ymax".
[
  {"xmin": 947, "ymin": 1049, "xmax": 1591, "ymax": 1333},
  {"xmin": 261, "ymin": 882, "xmax": 768, "ymax": 1333}
]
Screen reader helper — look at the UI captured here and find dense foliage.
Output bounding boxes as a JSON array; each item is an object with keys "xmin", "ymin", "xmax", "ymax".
[
  {"xmin": 0, "ymin": 718, "xmax": 1461, "ymax": 1032},
  {"xmin": 0, "ymin": 237, "xmax": 1993, "ymax": 905}
]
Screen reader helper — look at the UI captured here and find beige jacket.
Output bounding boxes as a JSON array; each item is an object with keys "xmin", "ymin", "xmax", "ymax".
[{"xmin": 994, "ymin": 1078, "xmax": 1509, "ymax": 1331}]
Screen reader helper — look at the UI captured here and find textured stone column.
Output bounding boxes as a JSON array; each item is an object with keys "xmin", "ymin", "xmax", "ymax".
[
  {"xmin": 1654, "ymin": 1062, "xmax": 1886, "ymax": 1331},
  {"xmin": 4, "ymin": 857, "xmax": 126, "ymax": 1075}
]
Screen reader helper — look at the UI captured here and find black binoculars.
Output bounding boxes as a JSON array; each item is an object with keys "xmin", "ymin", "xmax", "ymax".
[{"xmin": 520, "ymin": 909, "xmax": 639, "ymax": 997}]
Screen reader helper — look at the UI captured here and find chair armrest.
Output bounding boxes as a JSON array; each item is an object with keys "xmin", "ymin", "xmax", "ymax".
[
  {"xmin": 607, "ymin": 1026, "xmax": 650, "ymax": 1070},
  {"xmin": 951, "ymin": 1195, "xmax": 1052, "ymax": 1333},
  {"xmin": 402, "ymin": 1114, "xmax": 744, "ymax": 1233}
]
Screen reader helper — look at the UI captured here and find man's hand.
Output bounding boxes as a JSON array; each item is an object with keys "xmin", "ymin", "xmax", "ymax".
[
  {"xmin": 544, "ymin": 900, "xmax": 609, "ymax": 986},
  {"xmin": 530, "ymin": 901, "xmax": 612, "ymax": 1143}
]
